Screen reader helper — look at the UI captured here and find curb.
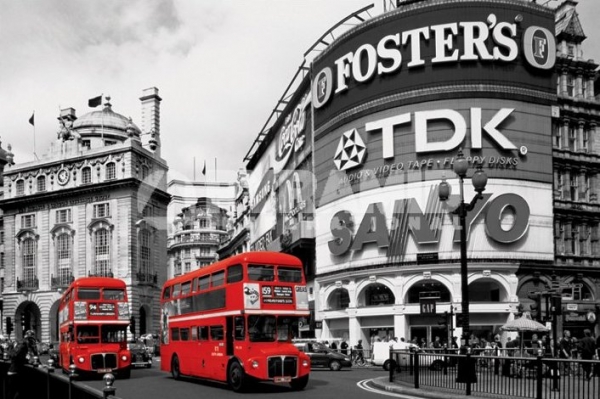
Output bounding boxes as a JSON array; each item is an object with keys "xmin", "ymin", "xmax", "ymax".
[{"xmin": 369, "ymin": 377, "xmax": 485, "ymax": 399}]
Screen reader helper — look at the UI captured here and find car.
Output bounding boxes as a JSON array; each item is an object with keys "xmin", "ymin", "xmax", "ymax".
[
  {"xmin": 371, "ymin": 342, "xmax": 447, "ymax": 371},
  {"xmin": 293, "ymin": 341, "xmax": 352, "ymax": 371},
  {"xmin": 48, "ymin": 342, "xmax": 59, "ymax": 364},
  {"xmin": 128, "ymin": 341, "xmax": 152, "ymax": 368}
]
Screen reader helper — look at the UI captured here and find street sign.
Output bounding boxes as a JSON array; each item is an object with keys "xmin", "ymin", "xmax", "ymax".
[{"xmin": 420, "ymin": 298, "xmax": 436, "ymax": 315}]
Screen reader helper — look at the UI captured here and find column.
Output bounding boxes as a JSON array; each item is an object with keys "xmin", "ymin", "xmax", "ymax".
[
  {"xmin": 560, "ymin": 69, "xmax": 568, "ymax": 96},
  {"xmin": 562, "ymin": 118, "xmax": 570, "ymax": 150},
  {"xmin": 576, "ymin": 69, "xmax": 584, "ymax": 98},
  {"xmin": 394, "ymin": 313, "xmax": 407, "ymax": 341}
]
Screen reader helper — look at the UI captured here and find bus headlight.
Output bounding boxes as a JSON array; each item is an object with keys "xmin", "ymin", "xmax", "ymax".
[
  {"xmin": 78, "ymin": 357, "xmax": 85, "ymax": 364},
  {"xmin": 302, "ymin": 359, "xmax": 309, "ymax": 367},
  {"xmin": 251, "ymin": 360, "xmax": 259, "ymax": 369},
  {"xmin": 121, "ymin": 355, "xmax": 128, "ymax": 362}
]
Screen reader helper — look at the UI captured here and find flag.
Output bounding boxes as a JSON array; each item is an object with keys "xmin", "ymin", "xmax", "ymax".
[
  {"xmin": 88, "ymin": 95, "xmax": 102, "ymax": 108},
  {"xmin": 202, "ymin": 160, "xmax": 206, "ymax": 176},
  {"xmin": 28, "ymin": 112, "xmax": 35, "ymax": 126}
]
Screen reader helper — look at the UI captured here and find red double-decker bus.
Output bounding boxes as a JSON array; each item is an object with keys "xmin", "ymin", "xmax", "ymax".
[
  {"xmin": 160, "ymin": 251, "xmax": 311, "ymax": 392},
  {"xmin": 58, "ymin": 277, "xmax": 132, "ymax": 378}
]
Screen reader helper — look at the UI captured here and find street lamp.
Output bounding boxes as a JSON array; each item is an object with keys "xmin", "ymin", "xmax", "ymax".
[{"xmin": 438, "ymin": 148, "xmax": 488, "ymax": 348}]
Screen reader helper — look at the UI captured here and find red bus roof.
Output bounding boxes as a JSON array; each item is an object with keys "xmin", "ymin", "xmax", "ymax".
[
  {"xmin": 68, "ymin": 276, "xmax": 127, "ymax": 289},
  {"xmin": 163, "ymin": 251, "xmax": 303, "ymax": 289}
]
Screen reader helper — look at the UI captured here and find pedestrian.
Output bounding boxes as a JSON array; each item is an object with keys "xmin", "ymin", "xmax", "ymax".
[
  {"xmin": 330, "ymin": 340, "xmax": 338, "ymax": 351},
  {"xmin": 340, "ymin": 340, "xmax": 349, "ymax": 356},
  {"xmin": 7, "ymin": 330, "xmax": 38, "ymax": 399},
  {"xmin": 578, "ymin": 329, "xmax": 596, "ymax": 380},
  {"xmin": 543, "ymin": 337, "xmax": 560, "ymax": 391},
  {"xmin": 559, "ymin": 330, "xmax": 573, "ymax": 376}
]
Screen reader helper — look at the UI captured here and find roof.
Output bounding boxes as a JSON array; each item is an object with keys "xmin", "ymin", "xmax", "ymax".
[{"xmin": 555, "ymin": 2, "xmax": 586, "ymax": 42}]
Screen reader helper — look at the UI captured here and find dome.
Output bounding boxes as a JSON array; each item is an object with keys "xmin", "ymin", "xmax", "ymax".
[{"xmin": 72, "ymin": 104, "xmax": 141, "ymax": 138}]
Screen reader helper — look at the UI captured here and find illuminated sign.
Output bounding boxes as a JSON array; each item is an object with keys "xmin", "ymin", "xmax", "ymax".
[{"xmin": 328, "ymin": 186, "xmax": 530, "ymax": 256}]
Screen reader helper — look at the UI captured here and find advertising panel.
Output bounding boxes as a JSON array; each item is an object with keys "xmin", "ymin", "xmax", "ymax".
[
  {"xmin": 312, "ymin": 0, "xmax": 556, "ymax": 130},
  {"xmin": 315, "ymin": 99, "xmax": 552, "ymax": 207},
  {"xmin": 248, "ymin": 88, "xmax": 312, "ymax": 250},
  {"xmin": 315, "ymin": 179, "xmax": 554, "ymax": 275}
]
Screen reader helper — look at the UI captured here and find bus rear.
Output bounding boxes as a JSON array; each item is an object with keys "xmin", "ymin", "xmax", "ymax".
[{"xmin": 160, "ymin": 252, "xmax": 311, "ymax": 391}]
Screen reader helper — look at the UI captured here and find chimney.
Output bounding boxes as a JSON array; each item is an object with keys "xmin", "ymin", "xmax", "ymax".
[{"xmin": 140, "ymin": 87, "xmax": 162, "ymax": 156}]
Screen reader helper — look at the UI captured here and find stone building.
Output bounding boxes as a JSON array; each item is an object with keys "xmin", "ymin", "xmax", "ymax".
[{"xmin": 0, "ymin": 88, "xmax": 169, "ymax": 342}]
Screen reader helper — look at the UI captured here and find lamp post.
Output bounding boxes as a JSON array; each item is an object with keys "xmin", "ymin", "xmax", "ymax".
[{"xmin": 438, "ymin": 149, "xmax": 488, "ymax": 348}]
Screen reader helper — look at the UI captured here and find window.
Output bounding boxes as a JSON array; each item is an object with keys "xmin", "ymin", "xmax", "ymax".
[
  {"xmin": 16, "ymin": 180, "xmax": 24, "ymax": 196},
  {"xmin": 184, "ymin": 262, "xmax": 191, "ymax": 273},
  {"xmin": 200, "ymin": 219, "xmax": 208, "ymax": 228},
  {"xmin": 227, "ymin": 264, "xmax": 243, "ymax": 283},
  {"xmin": 181, "ymin": 281, "xmax": 191, "ymax": 296},
  {"xmin": 141, "ymin": 165, "xmax": 149, "ymax": 180},
  {"xmin": 278, "ymin": 267, "xmax": 302, "ymax": 283},
  {"xmin": 82, "ymin": 140, "xmax": 91, "ymax": 150},
  {"xmin": 191, "ymin": 326, "xmax": 198, "ymax": 340},
  {"xmin": 567, "ymin": 75, "xmax": 575, "ymax": 97},
  {"xmin": 94, "ymin": 229, "xmax": 111, "ymax": 276},
  {"xmin": 142, "ymin": 205, "xmax": 153, "ymax": 218},
  {"xmin": 56, "ymin": 209, "xmax": 72, "ymax": 224},
  {"xmin": 139, "ymin": 230, "xmax": 151, "ymax": 276},
  {"xmin": 248, "ymin": 265, "xmax": 274, "ymax": 281},
  {"xmin": 553, "ymin": 122, "xmax": 562, "ymax": 149},
  {"xmin": 104, "ymin": 140, "xmax": 117, "ymax": 146},
  {"xmin": 106, "ymin": 163, "xmax": 116, "ymax": 180},
  {"xmin": 37, "ymin": 176, "xmax": 46, "ymax": 192},
  {"xmin": 22, "ymin": 238, "xmax": 37, "ymax": 281},
  {"xmin": 174, "ymin": 261, "xmax": 182, "ymax": 276},
  {"xmin": 572, "ymin": 224, "xmax": 580, "ymax": 255},
  {"xmin": 180, "ymin": 328, "xmax": 190, "ymax": 341},
  {"xmin": 210, "ymin": 325, "xmax": 224, "ymax": 341},
  {"xmin": 103, "ymin": 289, "xmax": 124, "ymax": 300},
  {"xmin": 21, "ymin": 214, "xmax": 36, "ymax": 228},
  {"xmin": 94, "ymin": 203, "xmax": 110, "ymax": 218},
  {"xmin": 163, "ymin": 286, "xmax": 171, "ymax": 299},
  {"xmin": 171, "ymin": 328, "xmax": 180, "ymax": 341},
  {"xmin": 198, "ymin": 276, "xmax": 210, "ymax": 291},
  {"xmin": 198, "ymin": 326, "xmax": 209, "ymax": 341},
  {"xmin": 582, "ymin": 128, "xmax": 589, "ymax": 152},
  {"xmin": 234, "ymin": 317, "xmax": 245, "ymax": 340},
  {"xmin": 211, "ymin": 271, "xmax": 225, "ymax": 287},
  {"xmin": 172, "ymin": 284, "xmax": 181, "ymax": 298},
  {"xmin": 56, "ymin": 233, "xmax": 72, "ymax": 283},
  {"xmin": 82, "ymin": 167, "xmax": 91, "ymax": 184},
  {"xmin": 570, "ymin": 172, "xmax": 579, "ymax": 201},
  {"xmin": 569, "ymin": 124, "xmax": 577, "ymax": 151},
  {"xmin": 78, "ymin": 288, "xmax": 101, "ymax": 300}
]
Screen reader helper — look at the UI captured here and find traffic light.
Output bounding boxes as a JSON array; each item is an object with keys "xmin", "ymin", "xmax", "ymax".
[
  {"xmin": 438, "ymin": 311, "xmax": 449, "ymax": 328},
  {"xmin": 6, "ymin": 317, "xmax": 13, "ymax": 337},
  {"xmin": 21, "ymin": 313, "xmax": 26, "ymax": 328},
  {"xmin": 551, "ymin": 295, "xmax": 562, "ymax": 316}
]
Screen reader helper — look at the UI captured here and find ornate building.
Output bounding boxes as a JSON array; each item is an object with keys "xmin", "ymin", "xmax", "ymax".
[
  {"xmin": 217, "ymin": 169, "xmax": 251, "ymax": 259},
  {"xmin": 0, "ymin": 88, "xmax": 169, "ymax": 342}
]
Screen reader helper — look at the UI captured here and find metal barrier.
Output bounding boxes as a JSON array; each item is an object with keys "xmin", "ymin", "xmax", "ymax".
[
  {"xmin": 389, "ymin": 348, "xmax": 600, "ymax": 399},
  {"xmin": 0, "ymin": 358, "xmax": 124, "ymax": 399}
]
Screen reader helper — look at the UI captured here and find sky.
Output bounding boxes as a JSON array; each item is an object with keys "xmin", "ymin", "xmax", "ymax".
[{"xmin": 1, "ymin": 0, "xmax": 599, "ymax": 184}]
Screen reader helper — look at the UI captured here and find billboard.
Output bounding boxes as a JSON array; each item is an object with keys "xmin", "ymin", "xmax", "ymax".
[{"xmin": 311, "ymin": 0, "xmax": 556, "ymax": 130}]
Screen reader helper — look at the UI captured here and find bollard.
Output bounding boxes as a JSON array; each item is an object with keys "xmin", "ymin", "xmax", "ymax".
[
  {"xmin": 68, "ymin": 363, "xmax": 78, "ymax": 399},
  {"xmin": 103, "ymin": 373, "xmax": 116, "ymax": 399},
  {"xmin": 33, "ymin": 356, "xmax": 41, "ymax": 368},
  {"xmin": 47, "ymin": 359, "xmax": 55, "ymax": 399}
]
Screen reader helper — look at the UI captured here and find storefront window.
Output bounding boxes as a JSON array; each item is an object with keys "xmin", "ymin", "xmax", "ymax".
[
  {"xmin": 406, "ymin": 280, "xmax": 451, "ymax": 303},
  {"xmin": 328, "ymin": 288, "xmax": 350, "ymax": 310},
  {"xmin": 362, "ymin": 283, "xmax": 395, "ymax": 306}
]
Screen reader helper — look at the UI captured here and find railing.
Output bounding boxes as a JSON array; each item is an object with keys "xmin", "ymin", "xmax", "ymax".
[
  {"xmin": 88, "ymin": 270, "xmax": 114, "ymax": 278},
  {"xmin": 17, "ymin": 277, "xmax": 39, "ymax": 291},
  {"xmin": 390, "ymin": 347, "xmax": 600, "ymax": 399},
  {"xmin": 51, "ymin": 273, "xmax": 74, "ymax": 289},
  {"xmin": 136, "ymin": 271, "xmax": 157, "ymax": 285}
]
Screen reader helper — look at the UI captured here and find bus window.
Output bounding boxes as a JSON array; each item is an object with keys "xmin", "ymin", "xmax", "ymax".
[
  {"xmin": 277, "ymin": 316, "xmax": 299, "ymax": 342},
  {"xmin": 278, "ymin": 267, "xmax": 302, "ymax": 283},
  {"xmin": 248, "ymin": 265, "xmax": 274, "ymax": 282},
  {"xmin": 234, "ymin": 316, "xmax": 245, "ymax": 340},
  {"xmin": 103, "ymin": 289, "xmax": 125, "ymax": 300},
  {"xmin": 227, "ymin": 264, "xmax": 243, "ymax": 283},
  {"xmin": 181, "ymin": 281, "xmax": 191, "ymax": 296},
  {"xmin": 102, "ymin": 325, "xmax": 127, "ymax": 343},
  {"xmin": 173, "ymin": 284, "xmax": 181, "ymax": 298},
  {"xmin": 191, "ymin": 326, "xmax": 198, "ymax": 340},
  {"xmin": 171, "ymin": 328, "xmax": 180, "ymax": 341},
  {"xmin": 180, "ymin": 328, "xmax": 190, "ymax": 341},
  {"xmin": 211, "ymin": 271, "xmax": 225, "ymax": 287},
  {"xmin": 77, "ymin": 326, "xmax": 100, "ymax": 343},
  {"xmin": 198, "ymin": 326, "xmax": 209, "ymax": 341},
  {"xmin": 210, "ymin": 325, "xmax": 224, "ymax": 341},
  {"xmin": 78, "ymin": 288, "xmax": 101, "ymax": 300},
  {"xmin": 198, "ymin": 276, "xmax": 210, "ymax": 291},
  {"xmin": 163, "ymin": 286, "xmax": 171, "ymax": 299},
  {"xmin": 248, "ymin": 315, "xmax": 276, "ymax": 342}
]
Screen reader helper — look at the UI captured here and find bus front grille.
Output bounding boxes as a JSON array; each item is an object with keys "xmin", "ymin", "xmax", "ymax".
[
  {"xmin": 91, "ymin": 353, "xmax": 118, "ymax": 370},
  {"xmin": 268, "ymin": 356, "xmax": 297, "ymax": 378}
]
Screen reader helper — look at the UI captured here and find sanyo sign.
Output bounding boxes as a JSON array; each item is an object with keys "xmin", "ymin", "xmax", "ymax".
[{"xmin": 313, "ymin": 14, "xmax": 555, "ymax": 109}]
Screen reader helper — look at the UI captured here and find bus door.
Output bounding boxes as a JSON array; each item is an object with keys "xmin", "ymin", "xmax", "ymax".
[{"xmin": 226, "ymin": 316, "xmax": 234, "ymax": 356}]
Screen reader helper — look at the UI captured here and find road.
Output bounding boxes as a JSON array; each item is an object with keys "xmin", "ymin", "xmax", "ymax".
[{"xmin": 77, "ymin": 358, "xmax": 406, "ymax": 399}]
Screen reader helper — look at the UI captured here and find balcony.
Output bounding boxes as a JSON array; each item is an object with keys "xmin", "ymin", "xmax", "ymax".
[
  {"xmin": 136, "ymin": 271, "xmax": 158, "ymax": 285},
  {"xmin": 88, "ymin": 270, "xmax": 114, "ymax": 278},
  {"xmin": 168, "ymin": 232, "xmax": 223, "ymax": 249},
  {"xmin": 17, "ymin": 277, "xmax": 39, "ymax": 291},
  {"xmin": 51, "ymin": 273, "xmax": 74, "ymax": 289}
]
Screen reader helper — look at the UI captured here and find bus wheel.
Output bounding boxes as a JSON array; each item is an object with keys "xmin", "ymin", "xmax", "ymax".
[
  {"xmin": 290, "ymin": 375, "xmax": 309, "ymax": 391},
  {"xmin": 228, "ymin": 361, "xmax": 246, "ymax": 392},
  {"xmin": 171, "ymin": 355, "xmax": 181, "ymax": 380}
]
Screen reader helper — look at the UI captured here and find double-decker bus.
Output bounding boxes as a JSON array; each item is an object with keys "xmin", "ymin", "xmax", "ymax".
[
  {"xmin": 160, "ymin": 251, "xmax": 311, "ymax": 392},
  {"xmin": 58, "ymin": 277, "xmax": 132, "ymax": 378}
]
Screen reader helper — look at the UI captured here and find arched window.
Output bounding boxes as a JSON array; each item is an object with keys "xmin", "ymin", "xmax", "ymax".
[
  {"xmin": 16, "ymin": 179, "xmax": 25, "ymax": 196},
  {"xmin": 82, "ymin": 167, "xmax": 91, "ymax": 184},
  {"xmin": 470, "ymin": 279, "xmax": 504, "ymax": 302},
  {"xmin": 139, "ymin": 230, "xmax": 151, "ymax": 276},
  {"xmin": 363, "ymin": 283, "xmax": 395, "ymax": 306},
  {"xmin": 37, "ymin": 176, "xmax": 46, "ymax": 192},
  {"xmin": 56, "ymin": 233, "xmax": 72, "ymax": 285},
  {"xmin": 106, "ymin": 163, "xmax": 116, "ymax": 180},
  {"xmin": 94, "ymin": 229, "xmax": 111, "ymax": 276},
  {"xmin": 22, "ymin": 238, "xmax": 37, "ymax": 281},
  {"xmin": 406, "ymin": 280, "xmax": 452, "ymax": 303},
  {"xmin": 328, "ymin": 288, "xmax": 350, "ymax": 310}
]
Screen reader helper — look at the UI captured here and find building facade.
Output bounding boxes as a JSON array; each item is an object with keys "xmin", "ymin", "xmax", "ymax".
[
  {"xmin": 0, "ymin": 88, "xmax": 169, "ymax": 342},
  {"xmin": 244, "ymin": 0, "xmax": 600, "ymax": 346}
]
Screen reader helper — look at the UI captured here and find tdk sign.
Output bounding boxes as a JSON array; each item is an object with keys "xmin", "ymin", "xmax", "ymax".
[{"xmin": 313, "ymin": 14, "xmax": 556, "ymax": 109}]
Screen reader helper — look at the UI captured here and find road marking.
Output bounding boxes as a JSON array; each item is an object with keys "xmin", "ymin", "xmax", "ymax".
[{"xmin": 357, "ymin": 379, "xmax": 420, "ymax": 398}]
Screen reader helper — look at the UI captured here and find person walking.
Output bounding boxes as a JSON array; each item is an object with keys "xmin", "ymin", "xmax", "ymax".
[
  {"xmin": 7, "ymin": 330, "xmax": 38, "ymax": 399},
  {"xmin": 559, "ymin": 330, "xmax": 573, "ymax": 376},
  {"xmin": 578, "ymin": 329, "xmax": 596, "ymax": 380},
  {"xmin": 544, "ymin": 337, "xmax": 560, "ymax": 391},
  {"xmin": 340, "ymin": 340, "xmax": 349, "ymax": 356}
]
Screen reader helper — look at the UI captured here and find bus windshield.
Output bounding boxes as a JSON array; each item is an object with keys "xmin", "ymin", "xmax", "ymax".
[{"xmin": 248, "ymin": 315, "xmax": 301, "ymax": 342}]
